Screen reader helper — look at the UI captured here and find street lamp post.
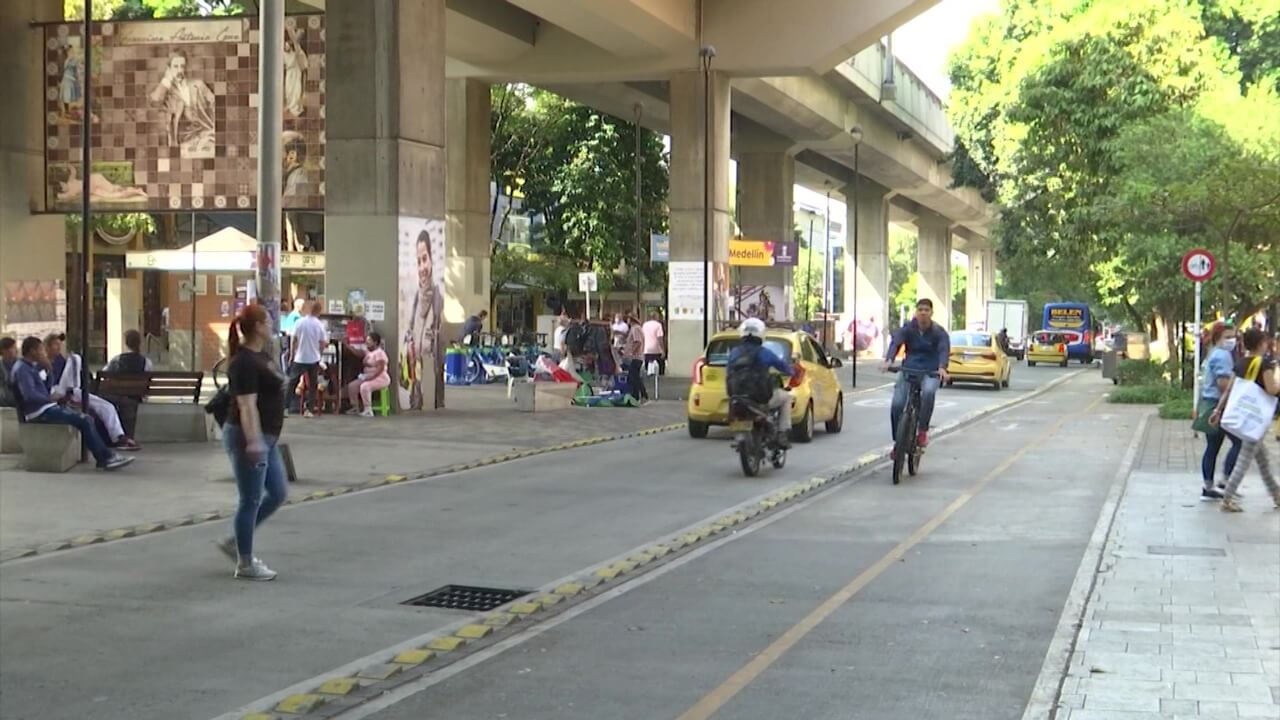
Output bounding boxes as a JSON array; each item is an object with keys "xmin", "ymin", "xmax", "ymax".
[
  {"xmin": 634, "ymin": 102, "xmax": 643, "ymax": 314},
  {"xmin": 822, "ymin": 182, "xmax": 831, "ymax": 348},
  {"xmin": 700, "ymin": 46, "xmax": 716, "ymax": 346},
  {"xmin": 79, "ymin": 0, "xmax": 93, "ymax": 461},
  {"xmin": 850, "ymin": 124, "xmax": 863, "ymax": 388}
]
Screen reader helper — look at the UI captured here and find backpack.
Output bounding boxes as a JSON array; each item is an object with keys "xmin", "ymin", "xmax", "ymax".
[
  {"xmin": 726, "ymin": 344, "xmax": 774, "ymax": 403},
  {"xmin": 565, "ymin": 322, "xmax": 588, "ymax": 356}
]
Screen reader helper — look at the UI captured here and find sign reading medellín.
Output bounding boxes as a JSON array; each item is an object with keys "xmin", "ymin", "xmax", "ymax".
[{"xmin": 44, "ymin": 15, "xmax": 326, "ymax": 212}]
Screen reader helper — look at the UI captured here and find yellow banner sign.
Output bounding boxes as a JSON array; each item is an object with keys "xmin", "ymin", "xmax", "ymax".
[{"xmin": 728, "ymin": 240, "xmax": 774, "ymax": 267}]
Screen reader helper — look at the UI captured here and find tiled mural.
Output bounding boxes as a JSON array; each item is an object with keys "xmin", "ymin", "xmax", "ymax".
[{"xmin": 44, "ymin": 14, "xmax": 325, "ymax": 212}]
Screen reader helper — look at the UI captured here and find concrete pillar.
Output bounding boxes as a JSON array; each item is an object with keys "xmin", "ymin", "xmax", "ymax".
[
  {"xmin": 965, "ymin": 247, "xmax": 994, "ymax": 331},
  {"xmin": 842, "ymin": 177, "xmax": 890, "ymax": 353},
  {"xmin": 326, "ymin": 0, "xmax": 446, "ymax": 411},
  {"xmin": 444, "ymin": 78, "xmax": 491, "ymax": 342},
  {"xmin": 668, "ymin": 69, "xmax": 731, "ymax": 375},
  {"xmin": 0, "ymin": 0, "xmax": 64, "ymax": 338},
  {"xmin": 106, "ymin": 278, "xmax": 142, "ymax": 360},
  {"xmin": 915, "ymin": 214, "xmax": 953, "ymax": 331},
  {"xmin": 735, "ymin": 144, "xmax": 794, "ymax": 319}
]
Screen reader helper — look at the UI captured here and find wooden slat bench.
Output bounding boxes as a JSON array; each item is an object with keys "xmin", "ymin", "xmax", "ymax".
[{"xmin": 93, "ymin": 371, "xmax": 211, "ymax": 443}]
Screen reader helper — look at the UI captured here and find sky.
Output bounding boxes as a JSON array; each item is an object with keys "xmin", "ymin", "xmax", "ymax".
[{"xmin": 890, "ymin": 0, "xmax": 1001, "ymax": 98}]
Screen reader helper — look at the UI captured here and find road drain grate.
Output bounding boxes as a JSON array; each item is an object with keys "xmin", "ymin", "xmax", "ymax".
[{"xmin": 403, "ymin": 585, "xmax": 530, "ymax": 612}]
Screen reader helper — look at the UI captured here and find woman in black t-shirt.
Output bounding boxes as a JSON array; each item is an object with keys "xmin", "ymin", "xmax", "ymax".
[
  {"xmin": 214, "ymin": 303, "xmax": 288, "ymax": 580},
  {"xmin": 1211, "ymin": 328, "xmax": 1279, "ymax": 512}
]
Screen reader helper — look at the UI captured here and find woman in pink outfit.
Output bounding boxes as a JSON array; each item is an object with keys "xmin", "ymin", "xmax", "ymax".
[{"xmin": 345, "ymin": 333, "xmax": 391, "ymax": 417}]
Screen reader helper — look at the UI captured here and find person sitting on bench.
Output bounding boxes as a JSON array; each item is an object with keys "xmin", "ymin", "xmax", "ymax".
[
  {"xmin": 10, "ymin": 336, "xmax": 133, "ymax": 471},
  {"xmin": 44, "ymin": 332, "xmax": 140, "ymax": 451},
  {"xmin": 105, "ymin": 329, "xmax": 154, "ymax": 374}
]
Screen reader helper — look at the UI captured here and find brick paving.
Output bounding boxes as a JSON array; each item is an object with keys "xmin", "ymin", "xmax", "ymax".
[{"xmin": 1057, "ymin": 419, "xmax": 1280, "ymax": 719}]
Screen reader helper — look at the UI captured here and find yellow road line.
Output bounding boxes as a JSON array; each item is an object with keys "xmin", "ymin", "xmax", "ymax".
[{"xmin": 675, "ymin": 394, "xmax": 1106, "ymax": 720}]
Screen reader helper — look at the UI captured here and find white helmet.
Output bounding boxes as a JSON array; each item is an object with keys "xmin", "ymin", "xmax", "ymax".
[{"xmin": 739, "ymin": 317, "xmax": 767, "ymax": 339}]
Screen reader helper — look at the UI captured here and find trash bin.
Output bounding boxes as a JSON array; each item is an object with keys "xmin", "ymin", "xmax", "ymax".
[{"xmin": 1102, "ymin": 350, "xmax": 1120, "ymax": 385}]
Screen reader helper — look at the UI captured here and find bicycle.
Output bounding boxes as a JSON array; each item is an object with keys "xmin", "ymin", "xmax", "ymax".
[{"xmin": 887, "ymin": 366, "xmax": 938, "ymax": 485}]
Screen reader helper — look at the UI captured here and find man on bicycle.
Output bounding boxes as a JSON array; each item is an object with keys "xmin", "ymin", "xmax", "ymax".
[
  {"xmin": 727, "ymin": 318, "xmax": 801, "ymax": 447},
  {"xmin": 881, "ymin": 298, "xmax": 951, "ymax": 448}
]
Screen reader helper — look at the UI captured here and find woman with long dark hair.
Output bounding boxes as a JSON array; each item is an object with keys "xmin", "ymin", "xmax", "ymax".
[{"xmin": 214, "ymin": 304, "xmax": 288, "ymax": 580}]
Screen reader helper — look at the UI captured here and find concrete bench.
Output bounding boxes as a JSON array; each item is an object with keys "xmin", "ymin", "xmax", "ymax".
[
  {"xmin": 18, "ymin": 422, "xmax": 80, "ymax": 473},
  {"xmin": 513, "ymin": 381, "xmax": 576, "ymax": 412},
  {"xmin": 1, "ymin": 407, "xmax": 19, "ymax": 454},
  {"xmin": 134, "ymin": 403, "xmax": 212, "ymax": 443}
]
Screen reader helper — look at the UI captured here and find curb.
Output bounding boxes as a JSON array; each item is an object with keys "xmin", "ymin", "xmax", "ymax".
[
  {"xmin": 0, "ymin": 422, "xmax": 689, "ymax": 565},
  {"xmin": 210, "ymin": 370, "xmax": 1089, "ymax": 720},
  {"xmin": 1019, "ymin": 410, "xmax": 1152, "ymax": 720}
]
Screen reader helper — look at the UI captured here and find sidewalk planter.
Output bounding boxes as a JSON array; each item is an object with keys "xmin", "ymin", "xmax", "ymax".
[
  {"xmin": 513, "ymin": 382, "xmax": 575, "ymax": 412},
  {"xmin": 133, "ymin": 404, "xmax": 211, "ymax": 443},
  {"xmin": 18, "ymin": 423, "xmax": 80, "ymax": 472},
  {"xmin": 0, "ymin": 407, "xmax": 19, "ymax": 454}
]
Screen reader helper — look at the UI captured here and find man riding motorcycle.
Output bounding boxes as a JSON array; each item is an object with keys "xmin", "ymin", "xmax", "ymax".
[
  {"xmin": 881, "ymin": 298, "xmax": 951, "ymax": 448},
  {"xmin": 726, "ymin": 318, "xmax": 801, "ymax": 448}
]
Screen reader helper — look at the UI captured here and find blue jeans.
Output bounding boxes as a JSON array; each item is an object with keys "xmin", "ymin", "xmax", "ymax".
[
  {"xmin": 890, "ymin": 372, "xmax": 940, "ymax": 439},
  {"xmin": 222, "ymin": 423, "xmax": 287, "ymax": 560},
  {"xmin": 31, "ymin": 406, "xmax": 113, "ymax": 465},
  {"xmin": 1201, "ymin": 425, "xmax": 1241, "ymax": 487}
]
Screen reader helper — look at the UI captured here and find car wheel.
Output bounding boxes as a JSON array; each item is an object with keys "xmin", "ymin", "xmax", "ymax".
[
  {"xmin": 1002, "ymin": 377, "xmax": 1010, "ymax": 388},
  {"xmin": 790, "ymin": 402, "xmax": 815, "ymax": 443},
  {"xmin": 992, "ymin": 380, "xmax": 1002, "ymax": 391},
  {"xmin": 1060, "ymin": 359, "xmax": 1069, "ymax": 368},
  {"xmin": 825, "ymin": 395, "xmax": 844, "ymax": 433},
  {"xmin": 687, "ymin": 421, "xmax": 709, "ymax": 439},
  {"xmin": 1028, "ymin": 361, "xmax": 1037, "ymax": 367}
]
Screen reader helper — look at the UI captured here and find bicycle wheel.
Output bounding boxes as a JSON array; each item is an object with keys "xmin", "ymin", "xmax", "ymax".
[
  {"xmin": 891, "ymin": 405, "xmax": 916, "ymax": 485},
  {"xmin": 908, "ymin": 442, "xmax": 921, "ymax": 476}
]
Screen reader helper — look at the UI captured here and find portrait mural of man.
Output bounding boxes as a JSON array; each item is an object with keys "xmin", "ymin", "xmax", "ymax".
[
  {"xmin": 149, "ymin": 48, "xmax": 217, "ymax": 159},
  {"xmin": 44, "ymin": 16, "xmax": 326, "ymax": 212},
  {"xmin": 398, "ymin": 218, "xmax": 445, "ymax": 411}
]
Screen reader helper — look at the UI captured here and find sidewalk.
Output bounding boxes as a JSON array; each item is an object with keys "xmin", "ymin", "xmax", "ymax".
[
  {"xmin": 0, "ymin": 384, "xmax": 685, "ymax": 554},
  {"xmin": 1055, "ymin": 419, "xmax": 1280, "ymax": 719}
]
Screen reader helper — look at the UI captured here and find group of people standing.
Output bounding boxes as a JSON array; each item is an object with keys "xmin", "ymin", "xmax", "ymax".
[{"xmin": 1196, "ymin": 322, "xmax": 1280, "ymax": 512}]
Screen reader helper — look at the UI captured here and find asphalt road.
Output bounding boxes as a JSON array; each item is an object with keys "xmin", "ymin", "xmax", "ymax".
[{"xmin": 0, "ymin": 364, "xmax": 1126, "ymax": 720}]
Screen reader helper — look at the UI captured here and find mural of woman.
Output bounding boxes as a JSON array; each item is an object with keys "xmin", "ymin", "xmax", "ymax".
[
  {"xmin": 401, "ymin": 226, "xmax": 443, "ymax": 410},
  {"xmin": 283, "ymin": 26, "xmax": 308, "ymax": 118},
  {"xmin": 59, "ymin": 44, "xmax": 83, "ymax": 120}
]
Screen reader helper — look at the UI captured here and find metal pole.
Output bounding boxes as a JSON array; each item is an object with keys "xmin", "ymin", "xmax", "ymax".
[
  {"xmin": 79, "ymin": 0, "xmax": 93, "ymax": 461},
  {"xmin": 634, "ymin": 103, "xmax": 643, "ymax": 314},
  {"xmin": 851, "ymin": 145, "xmax": 859, "ymax": 388},
  {"xmin": 822, "ymin": 186, "xmax": 831, "ymax": 348},
  {"xmin": 806, "ymin": 216, "xmax": 814, "ymax": 321},
  {"xmin": 257, "ymin": 0, "xmax": 284, "ymax": 339},
  {"xmin": 700, "ymin": 46, "xmax": 715, "ymax": 344},
  {"xmin": 1193, "ymin": 280, "xmax": 1202, "ymax": 419}
]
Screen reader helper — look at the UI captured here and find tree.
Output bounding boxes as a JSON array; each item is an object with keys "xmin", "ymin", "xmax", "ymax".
[{"xmin": 66, "ymin": 0, "xmax": 245, "ymax": 18}]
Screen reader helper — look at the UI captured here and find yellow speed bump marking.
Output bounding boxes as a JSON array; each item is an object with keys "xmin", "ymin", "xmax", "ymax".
[
  {"xmin": 71, "ymin": 534, "xmax": 104, "ymax": 547},
  {"xmin": 242, "ymin": 714, "xmax": 276, "ymax": 720},
  {"xmin": 426, "ymin": 636, "xmax": 466, "ymax": 652},
  {"xmin": 532, "ymin": 593, "xmax": 563, "ymax": 607},
  {"xmin": 456, "ymin": 624, "xmax": 493, "ymax": 639},
  {"xmin": 628, "ymin": 552, "xmax": 655, "ymax": 566},
  {"xmin": 356, "ymin": 663, "xmax": 403, "ymax": 681},
  {"xmin": 509, "ymin": 601, "xmax": 543, "ymax": 616},
  {"xmin": 393, "ymin": 649, "xmax": 435, "ymax": 665},
  {"xmin": 317, "ymin": 677, "xmax": 360, "ymax": 695},
  {"xmin": 386, "ymin": 474, "xmax": 408, "ymax": 483},
  {"xmin": 649, "ymin": 544, "xmax": 672, "ymax": 558},
  {"xmin": 105, "ymin": 528, "xmax": 135, "ymax": 540},
  {"xmin": 595, "ymin": 566, "xmax": 621, "ymax": 579},
  {"xmin": 554, "ymin": 582, "xmax": 584, "ymax": 596},
  {"xmin": 275, "ymin": 693, "xmax": 326, "ymax": 714},
  {"xmin": 482, "ymin": 613, "xmax": 516, "ymax": 627}
]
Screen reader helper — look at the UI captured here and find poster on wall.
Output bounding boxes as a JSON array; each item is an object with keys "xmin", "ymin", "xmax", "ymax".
[
  {"xmin": 2, "ymin": 280, "xmax": 67, "ymax": 340},
  {"xmin": 731, "ymin": 285, "xmax": 791, "ymax": 322},
  {"xmin": 44, "ymin": 15, "xmax": 326, "ymax": 213},
  {"xmin": 398, "ymin": 217, "xmax": 445, "ymax": 411}
]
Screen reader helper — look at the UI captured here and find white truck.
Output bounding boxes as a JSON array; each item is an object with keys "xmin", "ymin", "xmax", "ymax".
[{"xmin": 985, "ymin": 299, "xmax": 1029, "ymax": 360}]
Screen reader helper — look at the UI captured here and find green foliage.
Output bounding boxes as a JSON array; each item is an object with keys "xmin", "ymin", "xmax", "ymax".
[
  {"xmin": 1108, "ymin": 384, "xmax": 1182, "ymax": 404},
  {"xmin": 489, "ymin": 85, "xmax": 668, "ymax": 299},
  {"xmin": 1159, "ymin": 394, "xmax": 1196, "ymax": 419},
  {"xmin": 1117, "ymin": 359, "xmax": 1166, "ymax": 386},
  {"xmin": 67, "ymin": 0, "xmax": 246, "ymax": 19},
  {"xmin": 792, "ymin": 232, "xmax": 824, "ymax": 321},
  {"xmin": 888, "ymin": 225, "xmax": 917, "ymax": 318}
]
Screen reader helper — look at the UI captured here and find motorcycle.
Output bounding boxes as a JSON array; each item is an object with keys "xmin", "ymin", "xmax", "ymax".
[{"xmin": 728, "ymin": 395, "xmax": 787, "ymax": 477}]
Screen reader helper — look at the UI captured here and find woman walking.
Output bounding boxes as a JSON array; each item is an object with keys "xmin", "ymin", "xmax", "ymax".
[
  {"xmin": 215, "ymin": 304, "xmax": 288, "ymax": 580},
  {"xmin": 1196, "ymin": 322, "xmax": 1240, "ymax": 500},
  {"xmin": 345, "ymin": 332, "xmax": 390, "ymax": 417},
  {"xmin": 1211, "ymin": 328, "xmax": 1280, "ymax": 513}
]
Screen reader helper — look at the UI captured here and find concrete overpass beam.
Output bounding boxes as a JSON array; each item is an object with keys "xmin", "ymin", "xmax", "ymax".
[
  {"xmin": 507, "ymin": 0, "xmax": 694, "ymax": 58},
  {"xmin": 445, "ymin": 78, "xmax": 491, "ymax": 343},
  {"xmin": 327, "ymin": 0, "xmax": 447, "ymax": 410},
  {"xmin": 735, "ymin": 122, "xmax": 795, "ymax": 318},
  {"xmin": 0, "ymin": 0, "xmax": 64, "ymax": 336},
  {"xmin": 842, "ymin": 177, "xmax": 892, "ymax": 354},
  {"xmin": 914, "ymin": 213, "xmax": 952, "ymax": 331},
  {"xmin": 668, "ymin": 69, "xmax": 731, "ymax": 375}
]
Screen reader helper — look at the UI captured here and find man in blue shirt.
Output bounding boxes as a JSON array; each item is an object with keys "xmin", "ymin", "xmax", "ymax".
[
  {"xmin": 727, "ymin": 318, "xmax": 800, "ymax": 444},
  {"xmin": 881, "ymin": 299, "xmax": 951, "ymax": 447},
  {"xmin": 9, "ymin": 337, "xmax": 132, "ymax": 470}
]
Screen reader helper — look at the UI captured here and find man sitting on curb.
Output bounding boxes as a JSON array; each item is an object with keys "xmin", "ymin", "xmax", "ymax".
[{"xmin": 9, "ymin": 336, "xmax": 133, "ymax": 470}]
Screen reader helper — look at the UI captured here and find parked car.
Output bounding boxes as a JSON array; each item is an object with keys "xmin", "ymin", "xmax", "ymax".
[
  {"xmin": 1027, "ymin": 330, "xmax": 1075, "ymax": 367},
  {"xmin": 946, "ymin": 331, "xmax": 1013, "ymax": 390}
]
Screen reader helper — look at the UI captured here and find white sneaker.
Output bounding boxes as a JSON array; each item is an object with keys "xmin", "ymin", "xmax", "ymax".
[
  {"xmin": 360, "ymin": 409, "xmax": 374, "ymax": 418},
  {"xmin": 234, "ymin": 557, "xmax": 277, "ymax": 581},
  {"xmin": 214, "ymin": 536, "xmax": 237, "ymax": 563}
]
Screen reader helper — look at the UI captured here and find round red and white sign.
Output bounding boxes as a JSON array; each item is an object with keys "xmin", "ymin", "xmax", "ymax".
[{"xmin": 1182, "ymin": 249, "xmax": 1216, "ymax": 282}]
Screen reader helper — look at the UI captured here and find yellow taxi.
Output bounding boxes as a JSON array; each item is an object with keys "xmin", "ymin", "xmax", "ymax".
[
  {"xmin": 946, "ymin": 330, "xmax": 1013, "ymax": 390},
  {"xmin": 1026, "ymin": 330, "xmax": 1072, "ymax": 367},
  {"xmin": 687, "ymin": 328, "xmax": 844, "ymax": 443}
]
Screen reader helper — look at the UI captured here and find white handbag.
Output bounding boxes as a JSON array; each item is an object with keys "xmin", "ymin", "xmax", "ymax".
[{"xmin": 1220, "ymin": 373, "xmax": 1279, "ymax": 443}]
